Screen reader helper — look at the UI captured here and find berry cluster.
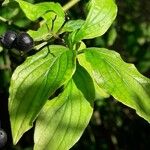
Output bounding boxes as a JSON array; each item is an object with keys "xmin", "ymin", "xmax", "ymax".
[{"xmin": 0, "ymin": 31, "xmax": 34, "ymax": 51}]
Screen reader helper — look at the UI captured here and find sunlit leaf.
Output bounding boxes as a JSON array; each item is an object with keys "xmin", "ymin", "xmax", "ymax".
[
  {"xmin": 9, "ymin": 45, "xmax": 76, "ymax": 144},
  {"xmin": 16, "ymin": 0, "xmax": 65, "ymax": 21},
  {"xmin": 79, "ymin": 48, "xmax": 150, "ymax": 122},
  {"xmin": 34, "ymin": 65, "xmax": 94, "ymax": 150},
  {"xmin": 61, "ymin": 19, "xmax": 85, "ymax": 33},
  {"xmin": 16, "ymin": 0, "xmax": 65, "ymax": 41},
  {"xmin": 74, "ymin": 0, "xmax": 117, "ymax": 42},
  {"xmin": 78, "ymin": 53, "xmax": 110, "ymax": 98}
]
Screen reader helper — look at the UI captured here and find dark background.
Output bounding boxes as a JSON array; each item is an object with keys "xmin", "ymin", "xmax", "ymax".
[{"xmin": 0, "ymin": 0, "xmax": 150, "ymax": 149}]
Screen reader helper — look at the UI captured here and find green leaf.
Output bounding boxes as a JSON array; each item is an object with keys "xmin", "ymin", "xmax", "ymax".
[
  {"xmin": 78, "ymin": 48, "xmax": 150, "ymax": 122},
  {"xmin": 17, "ymin": 0, "xmax": 65, "ymax": 40},
  {"xmin": 9, "ymin": 45, "xmax": 76, "ymax": 144},
  {"xmin": 107, "ymin": 26, "xmax": 117, "ymax": 46},
  {"xmin": 74, "ymin": 0, "xmax": 117, "ymax": 42},
  {"xmin": 28, "ymin": 12, "xmax": 65, "ymax": 41},
  {"xmin": 28, "ymin": 15, "xmax": 61, "ymax": 42},
  {"xmin": 78, "ymin": 52, "xmax": 110, "ymax": 99},
  {"xmin": 16, "ymin": 0, "xmax": 65, "ymax": 21},
  {"xmin": 61, "ymin": 19, "xmax": 85, "ymax": 33},
  {"xmin": 0, "ymin": 3, "xmax": 19, "ymax": 20},
  {"xmin": 73, "ymin": 63, "xmax": 95, "ymax": 102},
  {"xmin": 34, "ymin": 66, "xmax": 94, "ymax": 150},
  {"xmin": 28, "ymin": 23, "xmax": 50, "ymax": 41},
  {"xmin": 2, "ymin": 0, "xmax": 10, "ymax": 5}
]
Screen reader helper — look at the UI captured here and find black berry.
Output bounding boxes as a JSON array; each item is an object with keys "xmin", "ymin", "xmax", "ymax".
[
  {"xmin": 15, "ymin": 32, "xmax": 34, "ymax": 51},
  {"xmin": 0, "ymin": 129, "xmax": 7, "ymax": 148},
  {"xmin": 0, "ymin": 31, "xmax": 17, "ymax": 49}
]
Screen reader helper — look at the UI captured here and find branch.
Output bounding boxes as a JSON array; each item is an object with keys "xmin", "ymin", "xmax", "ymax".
[{"xmin": 63, "ymin": 0, "xmax": 80, "ymax": 12}]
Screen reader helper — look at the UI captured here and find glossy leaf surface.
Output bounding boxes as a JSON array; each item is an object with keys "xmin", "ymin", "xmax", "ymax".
[
  {"xmin": 9, "ymin": 45, "xmax": 76, "ymax": 144},
  {"xmin": 34, "ymin": 65, "xmax": 94, "ymax": 150},
  {"xmin": 74, "ymin": 0, "xmax": 117, "ymax": 42},
  {"xmin": 79, "ymin": 48, "xmax": 150, "ymax": 122},
  {"xmin": 16, "ymin": 0, "xmax": 64, "ymax": 21}
]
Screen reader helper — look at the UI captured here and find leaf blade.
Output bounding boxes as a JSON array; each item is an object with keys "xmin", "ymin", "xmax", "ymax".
[
  {"xmin": 9, "ymin": 45, "xmax": 76, "ymax": 144},
  {"xmin": 74, "ymin": 0, "xmax": 117, "ymax": 42},
  {"xmin": 34, "ymin": 65, "xmax": 94, "ymax": 150},
  {"xmin": 16, "ymin": 0, "xmax": 65, "ymax": 21},
  {"xmin": 79, "ymin": 48, "xmax": 150, "ymax": 122},
  {"xmin": 16, "ymin": 0, "xmax": 65, "ymax": 41},
  {"xmin": 61, "ymin": 19, "xmax": 85, "ymax": 33}
]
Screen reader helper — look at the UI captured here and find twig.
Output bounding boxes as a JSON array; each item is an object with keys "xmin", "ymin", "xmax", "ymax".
[
  {"xmin": 0, "ymin": 16, "xmax": 7, "ymax": 22},
  {"xmin": 63, "ymin": 0, "xmax": 80, "ymax": 12}
]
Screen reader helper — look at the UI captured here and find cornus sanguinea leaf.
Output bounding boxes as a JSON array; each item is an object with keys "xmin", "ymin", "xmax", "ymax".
[
  {"xmin": 16, "ymin": 0, "xmax": 65, "ymax": 21},
  {"xmin": 78, "ymin": 48, "xmax": 150, "ymax": 122},
  {"xmin": 16, "ymin": 0, "xmax": 65, "ymax": 41},
  {"xmin": 74, "ymin": 0, "xmax": 117, "ymax": 42},
  {"xmin": 9, "ymin": 45, "xmax": 76, "ymax": 144},
  {"xmin": 34, "ymin": 65, "xmax": 94, "ymax": 150}
]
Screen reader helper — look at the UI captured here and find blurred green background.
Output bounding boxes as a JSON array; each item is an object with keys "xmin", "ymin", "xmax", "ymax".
[{"xmin": 0, "ymin": 0, "xmax": 150, "ymax": 149}]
